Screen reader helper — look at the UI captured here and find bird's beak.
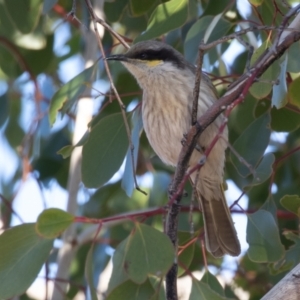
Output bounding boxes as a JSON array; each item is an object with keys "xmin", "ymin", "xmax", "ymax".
[{"xmin": 105, "ymin": 54, "xmax": 128, "ymax": 62}]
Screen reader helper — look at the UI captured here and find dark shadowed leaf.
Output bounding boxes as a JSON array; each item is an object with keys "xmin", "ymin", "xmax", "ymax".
[
  {"xmin": 3, "ymin": 0, "xmax": 42, "ymax": 34},
  {"xmin": 107, "ymin": 279, "xmax": 155, "ymax": 300},
  {"xmin": 280, "ymin": 195, "xmax": 300, "ymax": 217},
  {"xmin": 135, "ymin": 0, "xmax": 188, "ymax": 42},
  {"xmin": 85, "ymin": 244, "xmax": 98, "ymax": 300},
  {"xmin": 104, "ymin": 0, "xmax": 128, "ymax": 23},
  {"xmin": 178, "ymin": 232, "xmax": 195, "ymax": 277},
  {"xmin": 200, "ymin": 271, "xmax": 224, "ymax": 297},
  {"xmin": 271, "ymin": 106, "xmax": 300, "ymax": 132},
  {"xmin": 0, "ymin": 93, "xmax": 9, "ymax": 127},
  {"xmin": 203, "ymin": 0, "xmax": 233, "ymax": 15},
  {"xmin": 189, "ymin": 280, "xmax": 227, "ymax": 300},
  {"xmin": 271, "ymin": 232, "xmax": 300, "ymax": 274},
  {"xmin": 130, "ymin": 0, "xmax": 156, "ymax": 16},
  {"xmin": 0, "ymin": 224, "xmax": 53, "ymax": 299},
  {"xmin": 247, "ymin": 210, "xmax": 284, "ymax": 262},
  {"xmin": 82, "ymin": 113, "xmax": 129, "ymax": 188},
  {"xmin": 288, "ymin": 76, "xmax": 300, "ymax": 109}
]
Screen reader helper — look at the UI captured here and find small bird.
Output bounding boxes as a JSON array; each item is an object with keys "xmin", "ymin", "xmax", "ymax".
[{"xmin": 106, "ymin": 40, "xmax": 240, "ymax": 257}]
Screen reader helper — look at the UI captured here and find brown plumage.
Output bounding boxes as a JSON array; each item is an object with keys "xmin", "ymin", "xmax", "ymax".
[{"xmin": 107, "ymin": 40, "xmax": 241, "ymax": 257}]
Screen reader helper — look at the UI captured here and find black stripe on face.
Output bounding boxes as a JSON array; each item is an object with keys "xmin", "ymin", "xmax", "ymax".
[{"xmin": 128, "ymin": 49, "xmax": 185, "ymax": 69}]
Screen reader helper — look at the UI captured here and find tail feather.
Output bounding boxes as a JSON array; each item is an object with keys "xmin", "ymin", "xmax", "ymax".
[{"xmin": 194, "ymin": 177, "xmax": 241, "ymax": 257}]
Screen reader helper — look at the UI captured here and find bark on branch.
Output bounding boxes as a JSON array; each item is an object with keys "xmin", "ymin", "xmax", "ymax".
[{"xmin": 165, "ymin": 6, "xmax": 300, "ymax": 300}]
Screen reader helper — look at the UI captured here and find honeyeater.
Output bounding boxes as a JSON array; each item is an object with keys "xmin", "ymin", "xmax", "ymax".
[{"xmin": 106, "ymin": 40, "xmax": 241, "ymax": 257}]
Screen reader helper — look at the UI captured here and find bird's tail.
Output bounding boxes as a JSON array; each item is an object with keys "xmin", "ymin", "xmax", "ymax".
[{"xmin": 192, "ymin": 176, "xmax": 241, "ymax": 257}]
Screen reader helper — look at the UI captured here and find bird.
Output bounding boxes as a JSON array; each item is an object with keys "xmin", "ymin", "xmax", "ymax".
[{"xmin": 106, "ymin": 40, "xmax": 241, "ymax": 257}]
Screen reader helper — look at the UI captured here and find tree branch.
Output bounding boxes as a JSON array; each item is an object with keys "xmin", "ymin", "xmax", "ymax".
[
  {"xmin": 261, "ymin": 263, "xmax": 300, "ymax": 300},
  {"xmin": 165, "ymin": 5, "xmax": 300, "ymax": 299}
]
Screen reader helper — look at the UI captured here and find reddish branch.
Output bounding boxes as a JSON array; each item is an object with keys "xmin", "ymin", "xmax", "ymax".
[
  {"xmin": 165, "ymin": 6, "xmax": 300, "ymax": 299},
  {"xmin": 269, "ymin": 145, "xmax": 300, "ymax": 192}
]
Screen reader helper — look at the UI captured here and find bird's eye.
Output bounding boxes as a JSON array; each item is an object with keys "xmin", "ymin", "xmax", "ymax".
[{"xmin": 139, "ymin": 53, "xmax": 148, "ymax": 59}]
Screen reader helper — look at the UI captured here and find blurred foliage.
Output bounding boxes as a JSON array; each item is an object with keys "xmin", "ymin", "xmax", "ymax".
[{"xmin": 0, "ymin": 0, "xmax": 300, "ymax": 299}]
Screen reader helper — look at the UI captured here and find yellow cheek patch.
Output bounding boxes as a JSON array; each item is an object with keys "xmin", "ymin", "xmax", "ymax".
[{"xmin": 145, "ymin": 60, "xmax": 163, "ymax": 67}]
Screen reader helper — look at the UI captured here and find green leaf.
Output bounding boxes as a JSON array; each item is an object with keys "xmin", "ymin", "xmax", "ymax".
[
  {"xmin": 231, "ymin": 112, "xmax": 271, "ymax": 177},
  {"xmin": 184, "ymin": 16, "xmax": 232, "ymax": 64},
  {"xmin": 121, "ymin": 108, "xmax": 143, "ymax": 197},
  {"xmin": 261, "ymin": 196, "xmax": 278, "ymax": 223},
  {"xmin": 249, "ymin": 41, "xmax": 280, "ymax": 99},
  {"xmin": 85, "ymin": 244, "xmax": 98, "ymax": 300},
  {"xmin": 200, "ymin": 272, "xmax": 224, "ymax": 297},
  {"xmin": 130, "ymin": 0, "xmax": 156, "ymax": 16},
  {"xmin": 271, "ymin": 106, "xmax": 300, "ymax": 132},
  {"xmin": 272, "ymin": 54, "xmax": 288, "ymax": 109},
  {"xmin": 107, "ymin": 239, "xmax": 129, "ymax": 294},
  {"xmin": 287, "ymin": 42, "xmax": 300, "ymax": 73},
  {"xmin": 3, "ymin": 0, "xmax": 42, "ymax": 34},
  {"xmin": 0, "ymin": 224, "xmax": 53, "ymax": 299},
  {"xmin": 23, "ymin": 34, "xmax": 54, "ymax": 75},
  {"xmin": 105, "ymin": 0, "xmax": 128, "ymax": 23},
  {"xmin": 82, "ymin": 113, "xmax": 129, "ymax": 188},
  {"xmin": 0, "ymin": 93, "xmax": 9, "ymax": 127},
  {"xmin": 49, "ymin": 62, "xmax": 97, "ymax": 125},
  {"xmin": 135, "ymin": 0, "xmax": 188, "ymax": 42},
  {"xmin": 247, "ymin": 153, "xmax": 275, "ymax": 187},
  {"xmin": 288, "ymin": 76, "xmax": 300, "ymax": 109},
  {"xmin": 203, "ymin": 0, "xmax": 233, "ymax": 15},
  {"xmin": 189, "ymin": 280, "xmax": 227, "ymax": 300},
  {"xmin": 107, "ymin": 279, "xmax": 155, "ymax": 300},
  {"xmin": 247, "ymin": 210, "xmax": 284, "ymax": 262},
  {"xmin": 57, "ymin": 130, "xmax": 89, "ymax": 159},
  {"xmin": 271, "ymin": 231, "xmax": 300, "ymax": 274},
  {"xmin": 110, "ymin": 223, "xmax": 174, "ymax": 285},
  {"xmin": 36, "ymin": 208, "xmax": 74, "ymax": 239},
  {"xmin": 280, "ymin": 195, "xmax": 300, "ymax": 217}
]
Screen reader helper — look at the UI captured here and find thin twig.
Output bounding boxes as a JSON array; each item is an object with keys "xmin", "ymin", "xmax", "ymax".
[
  {"xmin": 191, "ymin": 40, "xmax": 204, "ymax": 125},
  {"xmin": 165, "ymin": 6, "xmax": 300, "ymax": 298},
  {"xmin": 84, "ymin": 0, "xmax": 146, "ymax": 195}
]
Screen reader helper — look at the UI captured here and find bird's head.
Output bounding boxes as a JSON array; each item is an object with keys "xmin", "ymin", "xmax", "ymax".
[{"xmin": 106, "ymin": 40, "xmax": 195, "ymax": 86}]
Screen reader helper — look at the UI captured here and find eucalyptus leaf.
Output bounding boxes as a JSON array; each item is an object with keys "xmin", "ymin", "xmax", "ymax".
[
  {"xmin": 36, "ymin": 208, "xmax": 74, "ymax": 239},
  {"xmin": 231, "ymin": 112, "xmax": 271, "ymax": 177},
  {"xmin": 0, "ymin": 224, "xmax": 53, "ymax": 299},
  {"xmin": 4, "ymin": 0, "xmax": 42, "ymax": 34},
  {"xmin": 247, "ymin": 210, "xmax": 284, "ymax": 262},
  {"xmin": 250, "ymin": 41, "xmax": 280, "ymax": 99},
  {"xmin": 82, "ymin": 113, "xmax": 129, "ymax": 188},
  {"xmin": 280, "ymin": 195, "xmax": 300, "ymax": 217},
  {"xmin": 108, "ymin": 223, "xmax": 174, "ymax": 287},
  {"xmin": 272, "ymin": 54, "xmax": 288, "ymax": 109},
  {"xmin": 135, "ymin": 0, "xmax": 188, "ymax": 42}
]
